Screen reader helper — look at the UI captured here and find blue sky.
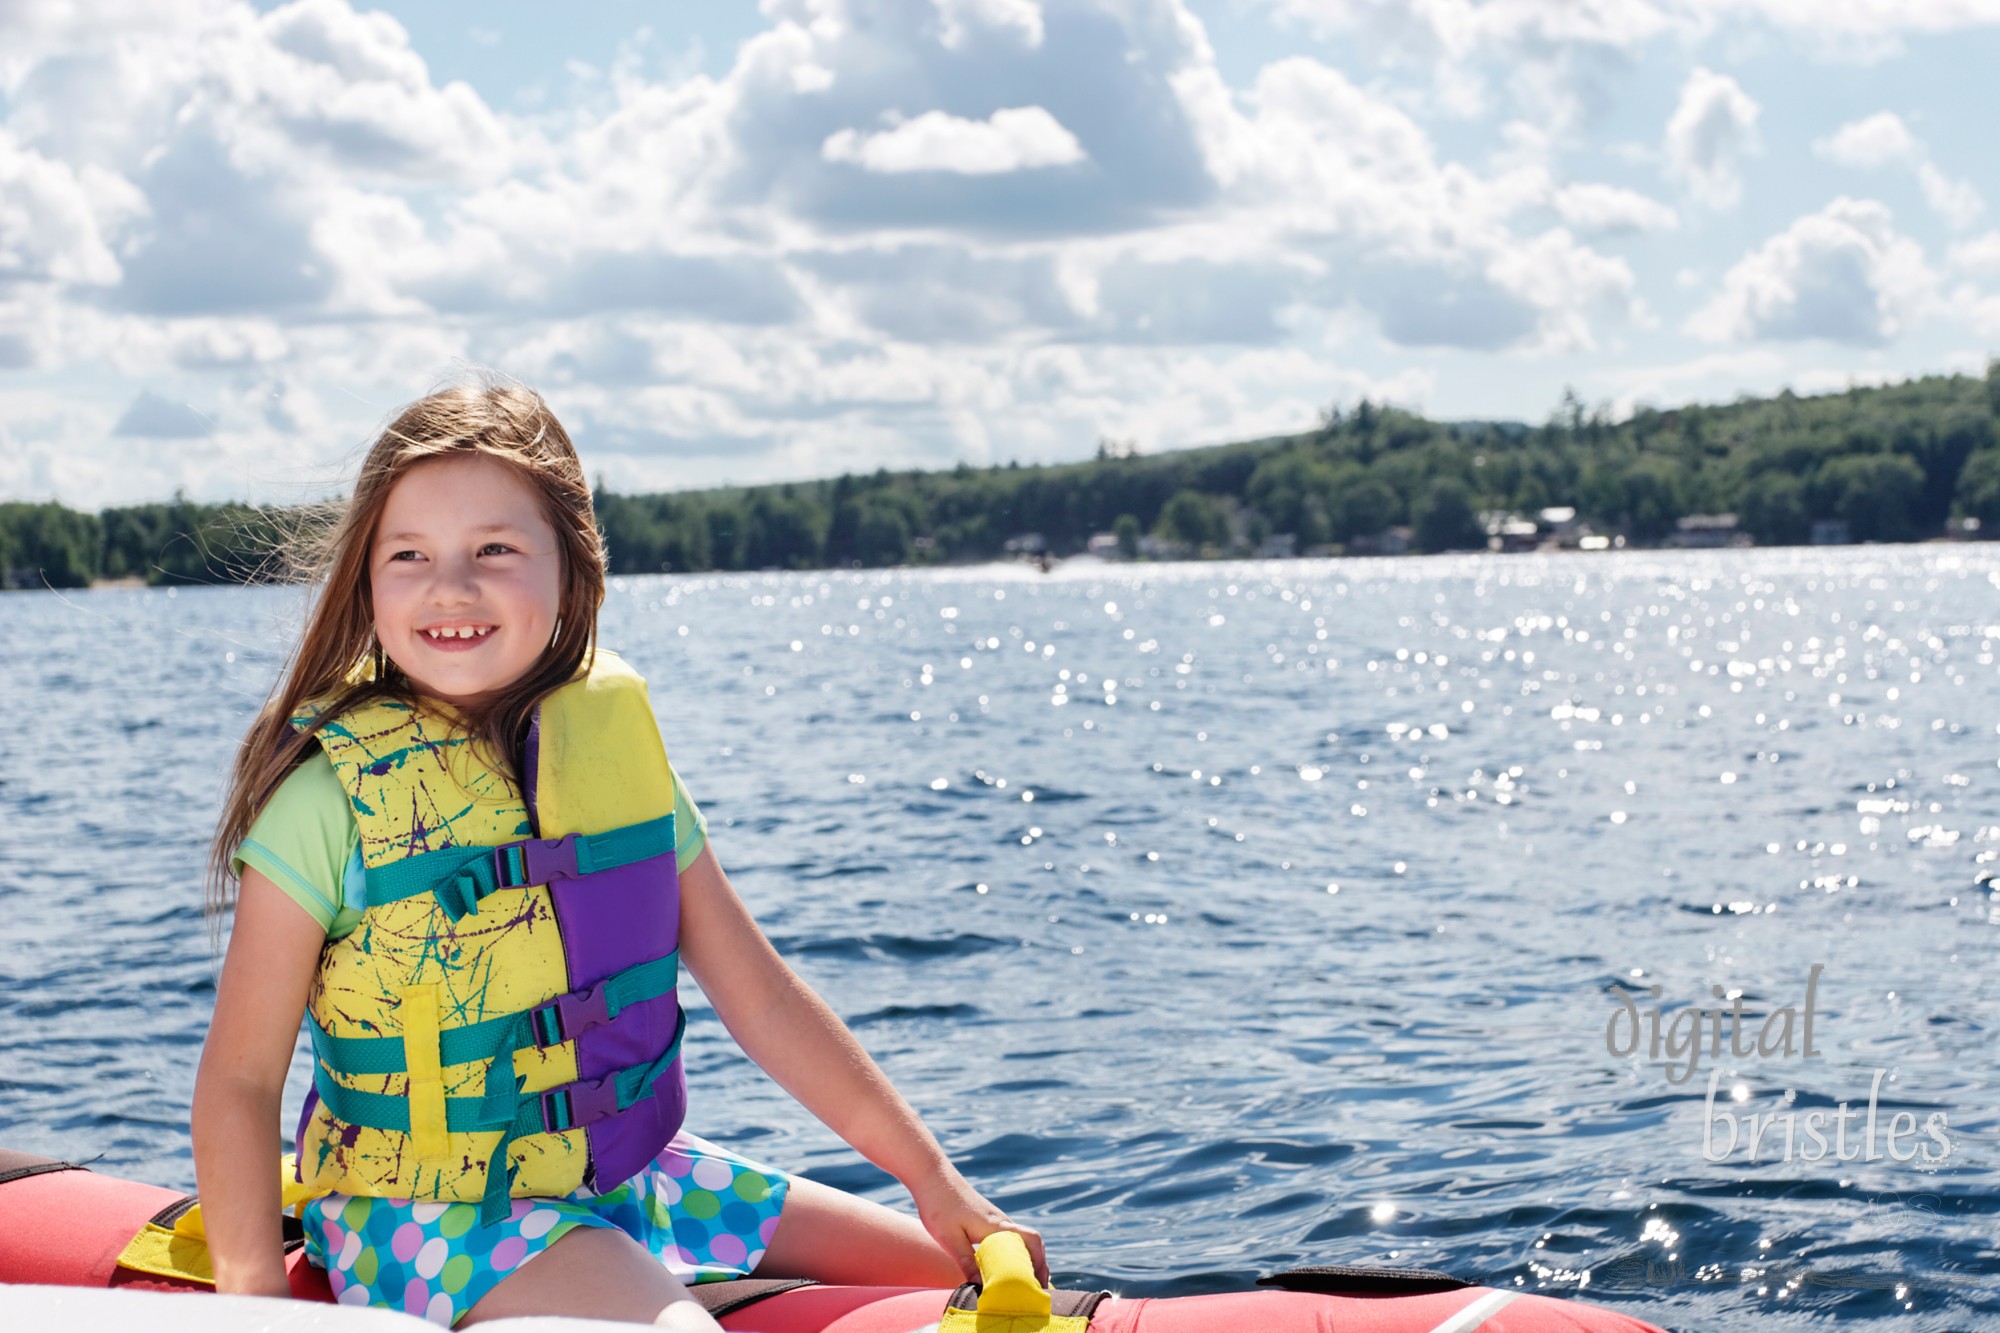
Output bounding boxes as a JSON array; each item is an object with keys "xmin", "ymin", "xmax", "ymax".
[{"xmin": 5, "ymin": 0, "xmax": 2000, "ymax": 505}]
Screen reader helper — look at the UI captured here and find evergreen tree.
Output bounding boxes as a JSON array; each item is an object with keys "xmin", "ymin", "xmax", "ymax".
[
  {"xmin": 1821, "ymin": 454, "xmax": 1927, "ymax": 542},
  {"xmin": 1156, "ymin": 490, "xmax": 1224, "ymax": 548},
  {"xmin": 1412, "ymin": 479, "xmax": 1482, "ymax": 552},
  {"xmin": 1737, "ymin": 472, "xmax": 1810, "ymax": 546},
  {"xmin": 854, "ymin": 499, "xmax": 912, "ymax": 566},
  {"xmin": 1331, "ymin": 474, "xmax": 1399, "ymax": 543},
  {"xmin": 0, "ymin": 502, "xmax": 101, "ymax": 588},
  {"xmin": 1956, "ymin": 449, "xmax": 2000, "ymax": 524}
]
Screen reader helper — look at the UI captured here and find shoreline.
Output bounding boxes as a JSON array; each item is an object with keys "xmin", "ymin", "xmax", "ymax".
[{"xmin": 10, "ymin": 533, "xmax": 1977, "ymax": 595}]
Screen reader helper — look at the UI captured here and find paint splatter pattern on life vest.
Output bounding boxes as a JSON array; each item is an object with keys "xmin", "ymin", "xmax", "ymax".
[{"xmin": 298, "ymin": 697, "xmax": 589, "ymax": 1201}]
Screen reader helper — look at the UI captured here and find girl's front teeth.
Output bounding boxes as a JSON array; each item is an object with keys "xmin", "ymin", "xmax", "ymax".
[{"xmin": 425, "ymin": 627, "xmax": 492, "ymax": 640}]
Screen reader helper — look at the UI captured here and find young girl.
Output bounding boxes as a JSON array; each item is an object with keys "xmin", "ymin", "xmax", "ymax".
[{"xmin": 191, "ymin": 380, "xmax": 1046, "ymax": 1329}]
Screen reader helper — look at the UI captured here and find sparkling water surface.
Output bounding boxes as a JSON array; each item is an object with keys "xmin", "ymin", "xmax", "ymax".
[{"xmin": 2, "ymin": 546, "xmax": 1996, "ymax": 1331}]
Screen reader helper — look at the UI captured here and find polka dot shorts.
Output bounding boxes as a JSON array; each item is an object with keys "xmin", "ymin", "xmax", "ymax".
[{"xmin": 299, "ymin": 1131, "xmax": 790, "ymax": 1327}]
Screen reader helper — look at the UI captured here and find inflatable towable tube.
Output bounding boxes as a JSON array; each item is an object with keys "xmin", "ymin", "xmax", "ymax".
[{"xmin": 0, "ymin": 1151, "xmax": 1669, "ymax": 1332}]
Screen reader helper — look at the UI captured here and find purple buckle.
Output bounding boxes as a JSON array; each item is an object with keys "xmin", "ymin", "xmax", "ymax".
[
  {"xmin": 535, "ymin": 983, "xmax": 613, "ymax": 1050},
  {"xmin": 501, "ymin": 833, "xmax": 580, "ymax": 888},
  {"xmin": 544, "ymin": 1074, "xmax": 620, "ymax": 1132}
]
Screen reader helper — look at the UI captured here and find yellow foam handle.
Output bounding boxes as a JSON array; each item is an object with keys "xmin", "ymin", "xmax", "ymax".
[
  {"xmin": 939, "ymin": 1232, "xmax": 1085, "ymax": 1333},
  {"xmin": 974, "ymin": 1231, "xmax": 1049, "ymax": 1316}
]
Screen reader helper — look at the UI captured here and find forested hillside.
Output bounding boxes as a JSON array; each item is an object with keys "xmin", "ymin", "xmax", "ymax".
[{"xmin": 6, "ymin": 366, "xmax": 1999, "ymax": 589}]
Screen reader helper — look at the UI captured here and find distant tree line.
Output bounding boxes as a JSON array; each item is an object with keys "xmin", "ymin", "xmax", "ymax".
[
  {"xmin": 6, "ymin": 365, "xmax": 2000, "ymax": 589},
  {"xmin": 578, "ymin": 363, "xmax": 2000, "ymax": 571},
  {"xmin": 0, "ymin": 495, "xmax": 289, "ymax": 590}
]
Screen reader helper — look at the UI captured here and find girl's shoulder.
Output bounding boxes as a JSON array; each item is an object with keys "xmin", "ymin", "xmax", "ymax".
[
  {"xmin": 257, "ymin": 746, "xmax": 351, "ymax": 824},
  {"xmin": 236, "ymin": 747, "xmax": 359, "ymax": 935}
]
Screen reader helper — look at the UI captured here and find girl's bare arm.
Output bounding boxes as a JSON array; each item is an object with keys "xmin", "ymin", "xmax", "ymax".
[
  {"xmin": 191, "ymin": 866, "xmax": 324, "ymax": 1297},
  {"xmin": 676, "ymin": 841, "xmax": 1046, "ymax": 1282}
]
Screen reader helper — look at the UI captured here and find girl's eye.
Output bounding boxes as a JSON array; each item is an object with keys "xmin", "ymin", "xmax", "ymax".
[
  {"xmin": 479, "ymin": 542, "xmax": 516, "ymax": 556},
  {"xmin": 388, "ymin": 550, "xmax": 423, "ymax": 563}
]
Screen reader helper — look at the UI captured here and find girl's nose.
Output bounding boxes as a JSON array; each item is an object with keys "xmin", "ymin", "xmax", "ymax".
[{"xmin": 430, "ymin": 558, "xmax": 480, "ymax": 602}]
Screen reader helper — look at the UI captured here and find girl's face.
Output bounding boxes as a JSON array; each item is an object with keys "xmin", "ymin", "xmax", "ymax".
[{"xmin": 370, "ymin": 454, "xmax": 564, "ymax": 707}]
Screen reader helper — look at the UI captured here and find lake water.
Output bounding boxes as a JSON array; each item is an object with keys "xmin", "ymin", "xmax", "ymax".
[{"xmin": 2, "ymin": 546, "xmax": 1996, "ymax": 1331}]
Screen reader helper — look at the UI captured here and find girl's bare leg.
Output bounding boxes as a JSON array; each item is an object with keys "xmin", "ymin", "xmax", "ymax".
[
  {"xmin": 751, "ymin": 1175, "xmax": 964, "ymax": 1287},
  {"xmin": 460, "ymin": 1225, "xmax": 724, "ymax": 1329}
]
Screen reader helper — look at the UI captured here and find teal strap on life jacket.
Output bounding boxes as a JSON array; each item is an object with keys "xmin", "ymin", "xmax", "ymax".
[
  {"xmin": 360, "ymin": 813, "xmax": 676, "ymax": 922},
  {"xmin": 311, "ymin": 1007, "xmax": 688, "ymax": 1226},
  {"xmin": 309, "ymin": 1014, "xmax": 686, "ymax": 1137},
  {"xmin": 534, "ymin": 1034, "xmax": 685, "ymax": 1135},
  {"xmin": 307, "ymin": 953, "xmax": 680, "ymax": 1078}
]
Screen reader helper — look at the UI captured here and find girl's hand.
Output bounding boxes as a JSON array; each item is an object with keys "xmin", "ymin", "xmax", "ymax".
[{"xmin": 911, "ymin": 1167, "xmax": 1049, "ymax": 1287}]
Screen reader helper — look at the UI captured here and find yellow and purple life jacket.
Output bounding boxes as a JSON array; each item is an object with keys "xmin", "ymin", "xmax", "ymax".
[{"xmin": 291, "ymin": 650, "xmax": 686, "ymax": 1223}]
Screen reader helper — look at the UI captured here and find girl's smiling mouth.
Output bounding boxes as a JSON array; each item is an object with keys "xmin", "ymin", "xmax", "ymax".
[{"xmin": 420, "ymin": 624, "xmax": 496, "ymax": 649}]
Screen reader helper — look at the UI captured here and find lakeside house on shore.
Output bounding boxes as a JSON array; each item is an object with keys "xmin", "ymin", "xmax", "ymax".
[{"xmin": 1480, "ymin": 506, "xmax": 1619, "ymax": 554}]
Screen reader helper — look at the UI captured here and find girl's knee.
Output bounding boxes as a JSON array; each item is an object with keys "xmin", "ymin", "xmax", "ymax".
[
  {"xmin": 463, "ymin": 1226, "xmax": 719, "ymax": 1329},
  {"xmin": 652, "ymin": 1300, "xmax": 727, "ymax": 1330}
]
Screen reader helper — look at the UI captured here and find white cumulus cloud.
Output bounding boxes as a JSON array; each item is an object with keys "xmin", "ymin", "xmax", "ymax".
[
  {"xmin": 1810, "ymin": 111, "xmax": 1983, "ymax": 229},
  {"xmin": 1269, "ymin": 0, "xmax": 2000, "ymax": 55},
  {"xmin": 1664, "ymin": 66, "xmax": 1760, "ymax": 209},
  {"xmin": 11, "ymin": 0, "xmax": 1992, "ymax": 506},
  {"xmin": 933, "ymin": 0, "xmax": 1046, "ymax": 49},
  {"xmin": 1171, "ymin": 55, "xmax": 1643, "ymax": 353},
  {"xmin": 1917, "ymin": 162, "xmax": 1984, "ymax": 230},
  {"xmin": 1947, "ymin": 230, "xmax": 2000, "ymax": 274},
  {"xmin": 1692, "ymin": 0, "xmax": 2000, "ymax": 40},
  {"xmin": 821, "ymin": 106, "xmax": 1086, "ymax": 174},
  {"xmin": 235, "ymin": 0, "xmax": 515, "ymax": 182},
  {"xmin": 0, "ymin": 131, "xmax": 146, "ymax": 284},
  {"xmin": 1812, "ymin": 112, "xmax": 1919, "ymax": 168},
  {"xmin": 1553, "ymin": 182, "xmax": 1679, "ymax": 234},
  {"xmin": 1265, "ymin": 0, "xmax": 1672, "ymax": 60},
  {"xmin": 1688, "ymin": 196, "xmax": 1934, "ymax": 344}
]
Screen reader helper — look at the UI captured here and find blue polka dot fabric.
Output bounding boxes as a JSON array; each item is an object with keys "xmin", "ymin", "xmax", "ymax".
[{"xmin": 299, "ymin": 1131, "xmax": 790, "ymax": 1327}]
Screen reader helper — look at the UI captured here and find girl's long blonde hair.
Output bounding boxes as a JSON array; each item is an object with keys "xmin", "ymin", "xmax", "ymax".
[{"xmin": 208, "ymin": 377, "xmax": 606, "ymax": 919}]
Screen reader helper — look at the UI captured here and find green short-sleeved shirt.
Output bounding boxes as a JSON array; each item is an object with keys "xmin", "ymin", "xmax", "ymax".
[{"xmin": 234, "ymin": 749, "xmax": 710, "ymax": 939}]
